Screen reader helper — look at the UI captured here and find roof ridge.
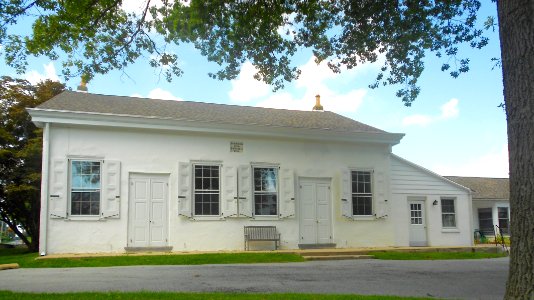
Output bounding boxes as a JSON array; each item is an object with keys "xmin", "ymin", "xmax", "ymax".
[{"xmin": 62, "ymin": 91, "xmax": 338, "ymax": 114}]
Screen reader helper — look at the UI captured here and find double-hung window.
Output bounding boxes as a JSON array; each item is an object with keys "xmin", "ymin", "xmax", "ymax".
[
  {"xmin": 441, "ymin": 198, "xmax": 456, "ymax": 228},
  {"xmin": 70, "ymin": 160, "xmax": 101, "ymax": 216},
  {"xmin": 193, "ymin": 164, "xmax": 220, "ymax": 216},
  {"xmin": 498, "ymin": 207, "xmax": 509, "ymax": 234},
  {"xmin": 351, "ymin": 171, "xmax": 373, "ymax": 216},
  {"xmin": 253, "ymin": 167, "xmax": 278, "ymax": 216}
]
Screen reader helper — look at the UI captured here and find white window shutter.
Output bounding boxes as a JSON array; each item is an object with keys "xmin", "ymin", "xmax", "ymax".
[
  {"xmin": 279, "ymin": 168, "xmax": 295, "ymax": 218},
  {"xmin": 341, "ymin": 169, "xmax": 352, "ymax": 219},
  {"xmin": 178, "ymin": 162, "xmax": 192, "ymax": 217},
  {"xmin": 222, "ymin": 166, "xmax": 238, "ymax": 218},
  {"xmin": 101, "ymin": 160, "xmax": 121, "ymax": 219},
  {"xmin": 238, "ymin": 165, "xmax": 252, "ymax": 217},
  {"xmin": 49, "ymin": 159, "xmax": 68, "ymax": 219}
]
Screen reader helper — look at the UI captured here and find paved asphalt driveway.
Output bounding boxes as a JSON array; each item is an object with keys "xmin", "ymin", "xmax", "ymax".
[{"xmin": 0, "ymin": 258, "xmax": 508, "ymax": 299}]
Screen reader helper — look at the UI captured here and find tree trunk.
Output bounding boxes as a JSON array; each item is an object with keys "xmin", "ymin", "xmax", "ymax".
[{"xmin": 497, "ymin": 1, "xmax": 534, "ymax": 299}]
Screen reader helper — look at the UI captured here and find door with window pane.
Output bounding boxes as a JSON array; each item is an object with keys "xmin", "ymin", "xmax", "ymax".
[
  {"xmin": 408, "ymin": 199, "xmax": 427, "ymax": 246},
  {"xmin": 128, "ymin": 174, "xmax": 168, "ymax": 247}
]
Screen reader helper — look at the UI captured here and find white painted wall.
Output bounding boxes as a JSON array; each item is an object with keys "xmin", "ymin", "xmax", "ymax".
[
  {"xmin": 43, "ymin": 124, "xmax": 472, "ymax": 253},
  {"xmin": 390, "ymin": 156, "xmax": 473, "ymax": 246}
]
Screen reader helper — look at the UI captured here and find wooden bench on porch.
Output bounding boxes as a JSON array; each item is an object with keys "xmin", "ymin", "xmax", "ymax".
[{"xmin": 244, "ymin": 226, "xmax": 280, "ymax": 250}]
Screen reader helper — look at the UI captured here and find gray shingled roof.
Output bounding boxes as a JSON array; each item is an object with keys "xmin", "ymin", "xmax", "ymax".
[
  {"xmin": 36, "ymin": 91, "xmax": 386, "ymax": 133},
  {"xmin": 445, "ymin": 176, "xmax": 509, "ymax": 200}
]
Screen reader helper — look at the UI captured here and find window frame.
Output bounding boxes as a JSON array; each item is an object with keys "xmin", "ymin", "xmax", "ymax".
[
  {"xmin": 350, "ymin": 170, "xmax": 374, "ymax": 217},
  {"xmin": 192, "ymin": 163, "xmax": 222, "ymax": 217},
  {"xmin": 497, "ymin": 206, "xmax": 510, "ymax": 235},
  {"xmin": 252, "ymin": 165, "xmax": 279, "ymax": 217},
  {"xmin": 477, "ymin": 208, "xmax": 494, "ymax": 235},
  {"xmin": 68, "ymin": 159, "xmax": 103, "ymax": 218},
  {"xmin": 440, "ymin": 197, "xmax": 457, "ymax": 228}
]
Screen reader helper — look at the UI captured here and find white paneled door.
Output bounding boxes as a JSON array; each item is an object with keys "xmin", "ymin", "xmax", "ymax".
[
  {"xmin": 128, "ymin": 174, "xmax": 169, "ymax": 247},
  {"xmin": 299, "ymin": 178, "xmax": 332, "ymax": 245},
  {"xmin": 408, "ymin": 199, "xmax": 428, "ymax": 246}
]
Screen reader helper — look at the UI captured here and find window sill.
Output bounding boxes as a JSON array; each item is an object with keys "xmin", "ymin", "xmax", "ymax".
[
  {"xmin": 442, "ymin": 228, "xmax": 460, "ymax": 233},
  {"xmin": 351, "ymin": 215, "xmax": 375, "ymax": 221},
  {"xmin": 67, "ymin": 216, "xmax": 102, "ymax": 221},
  {"xmin": 251, "ymin": 216, "xmax": 279, "ymax": 221},
  {"xmin": 191, "ymin": 216, "xmax": 225, "ymax": 221}
]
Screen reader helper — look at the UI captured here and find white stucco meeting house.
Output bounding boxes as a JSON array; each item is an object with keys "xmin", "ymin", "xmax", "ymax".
[{"xmin": 29, "ymin": 91, "xmax": 475, "ymax": 255}]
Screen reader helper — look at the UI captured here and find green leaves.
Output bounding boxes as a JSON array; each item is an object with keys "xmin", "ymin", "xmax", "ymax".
[
  {"xmin": 0, "ymin": 76, "xmax": 65, "ymax": 252},
  {"xmin": 1, "ymin": 0, "xmax": 489, "ymax": 105}
]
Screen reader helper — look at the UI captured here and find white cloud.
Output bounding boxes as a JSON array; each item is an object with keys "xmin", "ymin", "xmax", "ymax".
[
  {"xmin": 228, "ymin": 56, "xmax": 370, "ymax": 113},
  {"xmin": 131, "ymin": 88, "xmax": 182, "ymax": 101},
  {"xmin": 296, "ymin": 56, "xmax": 338, "ymax": 91},
  {"xmin": 25, "ymin": 62, "xmax": 60, "ymax": 85},
  {"xmin": 432, "ymin": 144, "xmax": 509, "ymax": 177},
  {"xmin": 440, "ymin": 98, "xmax": 459, "ymax": 119},
  {"xmin": 228, "ymin": 62, "xmax": 270, "ymax": 103},
  {"xmin": 402, "ymin": 98, "xmax": 460, "ymax": 127}
]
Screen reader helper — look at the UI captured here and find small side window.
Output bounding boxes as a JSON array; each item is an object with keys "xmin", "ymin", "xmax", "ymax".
[{"xmin": 441, "ymin": 198, "xmax": 456, "ymax": 228}]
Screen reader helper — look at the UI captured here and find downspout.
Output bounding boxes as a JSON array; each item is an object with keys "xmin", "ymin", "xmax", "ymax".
[{"xmin": 39, "ymin": 122, "xmax": 50, "ymax": 256}]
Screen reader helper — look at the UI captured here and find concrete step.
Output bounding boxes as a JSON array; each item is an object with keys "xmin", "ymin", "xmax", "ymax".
[
  {"xmin": 298, "ymin": 250, "xmax": 370, "ymax": 256},
  {"xmin": 303, "ymin": 254, "xmax": 374, "ymax": 261},
  {"xmin": 124, "ymin": 246, "xmax": 173, "ymax": 253}
]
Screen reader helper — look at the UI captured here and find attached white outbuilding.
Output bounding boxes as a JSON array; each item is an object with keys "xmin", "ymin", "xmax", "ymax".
[
  {"xmin": 29, "ymin": 92, "xmax": 473, "ymax": 254},
  {"xmin": 445, "ymin": 176, "xmax": 509, "ymax": 238}
]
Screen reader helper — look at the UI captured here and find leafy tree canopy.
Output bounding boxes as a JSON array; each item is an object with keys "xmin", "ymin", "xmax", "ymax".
[
  {"xmin": 1, "ymin": 0, "xmax": 490, "ymax": 105},
  {"xmin": 0, "ymin": 76, "xmax": 65, "ymax": 251}
]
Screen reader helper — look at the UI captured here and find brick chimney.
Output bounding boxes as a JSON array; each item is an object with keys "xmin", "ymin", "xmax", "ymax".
[
  {"xmin": 77, "ymin": 77, "xmax": 88, "ymax": 93},
  {"xmin": 312, "ymin": 94, "xmax": 324, "ymax": 111}
]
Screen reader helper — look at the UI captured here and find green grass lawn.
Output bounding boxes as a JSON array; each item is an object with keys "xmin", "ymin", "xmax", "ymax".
[
  {"xmin": 0, "ymin": 248, "xmax": 304, "ymax": 268},
  {"xmin": 0, "ymin": 291, "xmax": 435, "ymax": 300},
  {"xmin": 371, "ymin": 251, "xmax": 507, "ymax": 260}
]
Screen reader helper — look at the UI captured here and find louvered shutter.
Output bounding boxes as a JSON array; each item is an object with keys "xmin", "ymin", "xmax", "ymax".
[
  {"xmin": 341, "ymin": 169, "xmax": 353, "ymax": 219},
  {"xmin": 178, "ymin": 162, "xmax": 192, "ymax": 217},
  {"xmin": 101, "ymin": 160, "xmax": 121, "ymax": 218},
  {"xmin": 279, "ymin": 168, "xmax": 295, "ymax": 218},
  {"xmin": 237, "ymin": 165, "xmax": 252, "ymax": 217},
  {"xmin": 375, "ymin": 171, "xmax": 387, "ymax": 217},
  {"xmin": 222, "ymin": 166, "xmax": 238, "ymax": 217},
  {"xmin": 49, "ymin": 159, "xmax": 68, "ymax": 219}
]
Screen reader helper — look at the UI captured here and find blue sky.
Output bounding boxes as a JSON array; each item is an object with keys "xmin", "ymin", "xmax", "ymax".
[{"xmin": 4, "ymin": 2, "xmax": 508, "ymax": 178}]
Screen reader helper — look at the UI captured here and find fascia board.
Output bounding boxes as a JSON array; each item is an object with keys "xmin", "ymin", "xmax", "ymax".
[{"xmin": 28, "ymin": 108, "xmax": 404, "ymax": 145}]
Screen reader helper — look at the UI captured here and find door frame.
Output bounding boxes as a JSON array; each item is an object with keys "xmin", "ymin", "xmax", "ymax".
[
  {"xmin": 127, "ymin": 173, "xmax": 170, "ymax": 248},
  {"xmin": 298, "ymin": 177, "xmax": 333, "ymax": 245},
  {"xmin": 407, "ymin": 197, "xmax": 428, "ymax": 247}
]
